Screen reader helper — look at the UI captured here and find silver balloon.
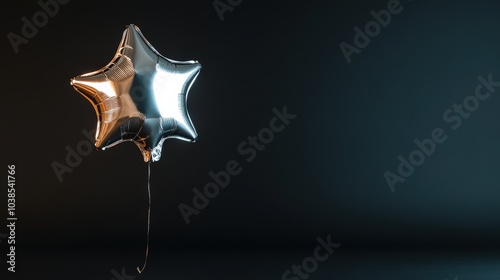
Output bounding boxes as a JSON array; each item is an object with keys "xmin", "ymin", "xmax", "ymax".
[{"xmin": 70, "ymin": 24, "xmax": 201, "ymax": 162}]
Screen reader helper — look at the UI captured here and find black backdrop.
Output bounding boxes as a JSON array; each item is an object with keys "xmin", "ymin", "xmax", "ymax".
[{"xmin": 2, "ymin": 0, "xmax": 500, "ymax": 279}]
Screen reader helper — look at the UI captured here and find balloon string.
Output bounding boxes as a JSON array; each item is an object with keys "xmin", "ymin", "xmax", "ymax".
[{"xmin": 137, "ymin": 161, "xmax": 151, "ymax": 274}]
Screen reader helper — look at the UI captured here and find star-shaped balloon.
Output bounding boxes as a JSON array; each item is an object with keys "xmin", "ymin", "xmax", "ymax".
[{"xmin": 70, "ymin": 24, "xmax": 201, "ymax": 162}]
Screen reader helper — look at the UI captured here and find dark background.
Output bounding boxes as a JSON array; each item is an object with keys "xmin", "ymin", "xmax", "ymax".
[{"xmin": 2, "ymin": 0, "xmax": 500, "ymax": 279}]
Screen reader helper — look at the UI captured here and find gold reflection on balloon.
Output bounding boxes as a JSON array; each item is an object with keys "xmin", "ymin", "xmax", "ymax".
[{"xmin": 70, "ymin": 24, "xmax": 201, "ymax": 162}]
